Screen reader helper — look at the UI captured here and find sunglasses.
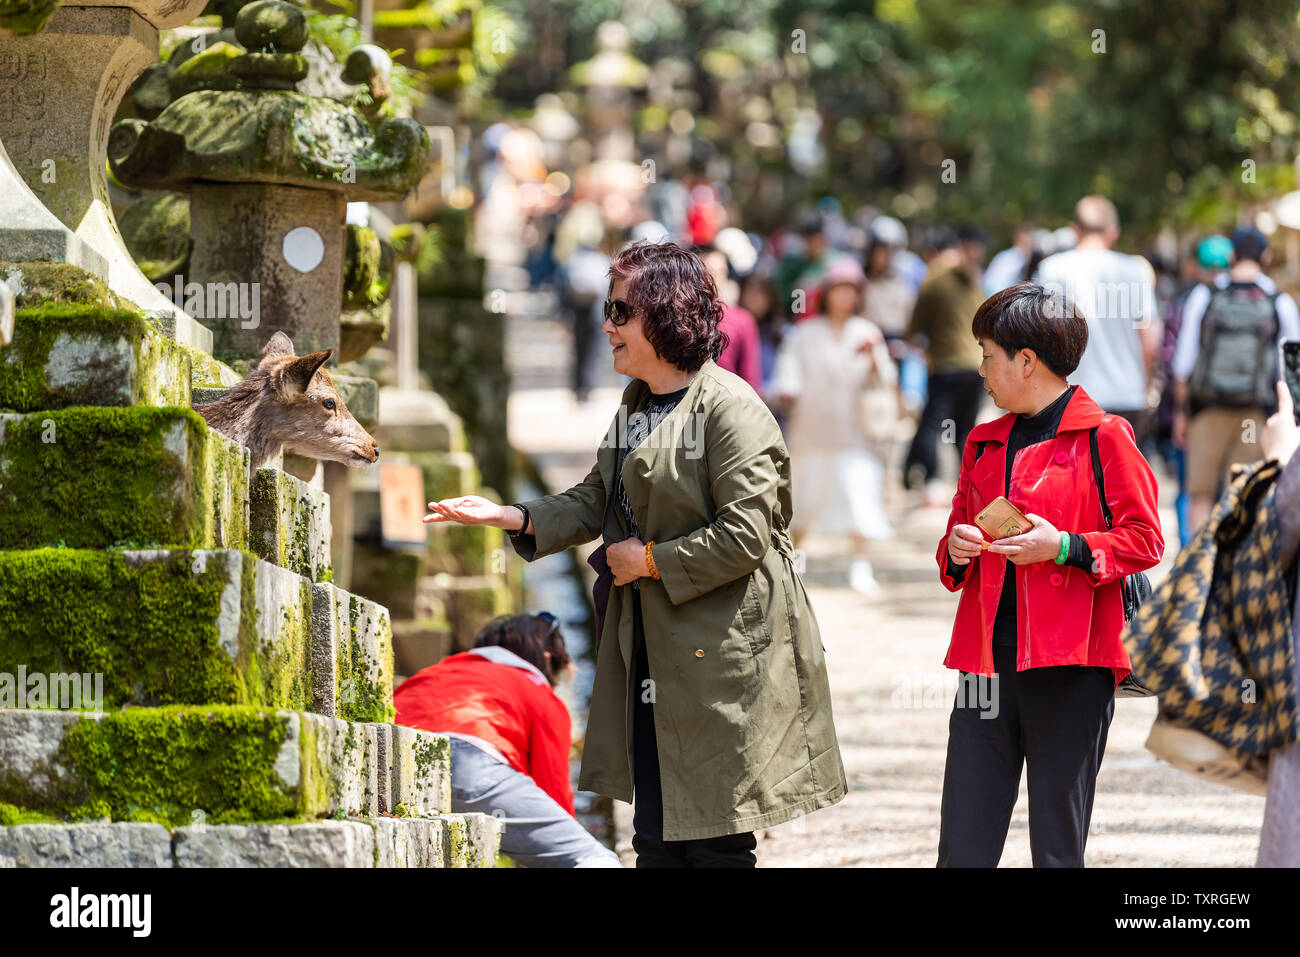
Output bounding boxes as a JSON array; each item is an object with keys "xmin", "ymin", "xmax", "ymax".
[
  {"xmin": 603, "ymin": 298, "xmax": 632, "ymax": 326},
  {"xmin": 536, "ymin": 611, "xmax": 559, "ymax": 638}
]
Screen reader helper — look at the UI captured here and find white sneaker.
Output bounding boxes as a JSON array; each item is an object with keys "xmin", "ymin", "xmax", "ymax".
[{"xmin": 849, "ymin": 559, "xmax": 881, "ymax": 596}]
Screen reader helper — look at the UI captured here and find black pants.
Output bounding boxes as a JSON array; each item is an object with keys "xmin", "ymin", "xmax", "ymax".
[
  {"xmin": 630, "ymin": 593, "xmax": 757, "ymax": 868},
  {"xmin": 904, "ymin": 369, "xmax": 986, "ymax": 488},
  {"xmin": 937, "ymin": 642, "xmax": 1115, "ymax": 868}
]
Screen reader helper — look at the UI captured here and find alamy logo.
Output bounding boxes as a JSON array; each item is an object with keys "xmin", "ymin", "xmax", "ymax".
[
  {"xmin": 154, "ymin": 275, "xmax": 260, "ymax": 329},
  {"xmin": 599, "ymin": 408, "xmax": 706, "ymax": 459},
  {"xmin": 0, "ymin": 667, "xmax": 103, "ymax": 712},
  {"xmin": 49, "ymin": 887, "xmax": 151, "ymax": 937}
]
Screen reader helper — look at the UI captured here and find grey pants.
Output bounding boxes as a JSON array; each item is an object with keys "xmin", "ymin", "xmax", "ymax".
[{"xmin": 448, "ymin": 737, "xmax": 622, "ymax": 868}]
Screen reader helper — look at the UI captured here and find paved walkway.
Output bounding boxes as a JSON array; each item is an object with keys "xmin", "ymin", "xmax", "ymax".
[{"xmin": 506, "ymin": 310, "xmax": 1266, "ymax": 868}]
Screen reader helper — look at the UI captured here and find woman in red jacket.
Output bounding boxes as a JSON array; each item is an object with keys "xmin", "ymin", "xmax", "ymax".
[
  {"xmin": 394, "ymin": 613, "xmax": 621, "ymax": 868},
  {"xmin": 936, "ymin": 282, "xmax": 1164, "ymax": 867}
]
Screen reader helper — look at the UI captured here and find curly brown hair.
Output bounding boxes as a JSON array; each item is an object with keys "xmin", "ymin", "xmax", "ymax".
[{"xmin": 608, "ymin": 241, "xmax": 728, "ymax": 371}]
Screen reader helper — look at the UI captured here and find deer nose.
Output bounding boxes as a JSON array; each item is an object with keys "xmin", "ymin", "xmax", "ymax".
[{"xmin": 371, "ymin": 444, "xmax": 380, "ymax": 462}]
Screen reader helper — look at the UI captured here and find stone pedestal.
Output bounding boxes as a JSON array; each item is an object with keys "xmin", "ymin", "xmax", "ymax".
[
  {"xmin": 0, "ymin": 140, "xmax": 106, "ymax": 275},
  {"xmin": 0, "ymin": 2, "xmax": 213, "ymax": 352},
  {"xmin": 189, "ymin": 182, "xmax": 347, "ymax": 360}
]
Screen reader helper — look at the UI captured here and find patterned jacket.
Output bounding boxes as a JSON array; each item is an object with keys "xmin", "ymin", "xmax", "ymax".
[{"xmin": 1124, "ymin": 459, "xmax": 1299, "ymax": 758}]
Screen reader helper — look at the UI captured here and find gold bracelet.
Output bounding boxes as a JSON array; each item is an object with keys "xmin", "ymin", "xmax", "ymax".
[{"xmin": 645, "ymin": 541, "xmax": 660, "ymax": 580}]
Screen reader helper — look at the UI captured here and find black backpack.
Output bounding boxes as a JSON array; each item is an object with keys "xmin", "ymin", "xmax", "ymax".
[{"xmin": 1188, "ymin": 284, "xmax": 1280, "ymax": 412}]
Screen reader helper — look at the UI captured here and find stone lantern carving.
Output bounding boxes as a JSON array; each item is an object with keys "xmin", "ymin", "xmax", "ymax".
[
  {"xmin": 0, "ymin": 0, "xmax": 214, "ymax": 350},
  {"xmin": 108, "ymin": 0, "xmax": 429, "ymax": 361}
]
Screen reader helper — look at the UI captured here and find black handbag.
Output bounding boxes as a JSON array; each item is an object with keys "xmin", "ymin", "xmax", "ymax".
[{"xmin": 1089, "ymin": 426, "xmax": 1155, "ymax": 698}]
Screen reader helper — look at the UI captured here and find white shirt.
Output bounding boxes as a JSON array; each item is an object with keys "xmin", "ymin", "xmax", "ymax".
[
  {"xmin": 1170, "ymin": 272, "xmax": 1300, "ymax": 382},
  {"xmin": 1034, "ymin": 249, "xmax": 1159, "ymax": 412},
  {"xmin": 771, "ymin": 315, "xmax": 896, "ymax": 453},
  {"xmin": 984, "ymin": 246, "xmax": 1028, "ymax": 295}
]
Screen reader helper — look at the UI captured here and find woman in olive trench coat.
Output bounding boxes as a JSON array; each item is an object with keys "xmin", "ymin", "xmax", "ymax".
[{"xmin": 427, "ymin": 242, "xmax": 845, "ymax": 864}]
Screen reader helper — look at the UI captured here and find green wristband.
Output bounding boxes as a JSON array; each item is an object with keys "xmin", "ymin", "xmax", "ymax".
[{"xmin": 1054, "ymin": 531, "xmax": 1070, "ymax": 565}]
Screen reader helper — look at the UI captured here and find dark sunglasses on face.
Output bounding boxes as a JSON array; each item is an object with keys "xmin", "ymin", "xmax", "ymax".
[
  {"xmin": 536, "ymin": 611, "xmax": 559, "ymax": 638},
  {"xmin": 603, "ymin": 298, "xmax": 632, "ymax": 326}
]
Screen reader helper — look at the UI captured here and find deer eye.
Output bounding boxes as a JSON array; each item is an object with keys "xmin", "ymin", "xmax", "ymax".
[{"xmin": 322, "ymin": 398, "xmax": 336, "ymax": 411}]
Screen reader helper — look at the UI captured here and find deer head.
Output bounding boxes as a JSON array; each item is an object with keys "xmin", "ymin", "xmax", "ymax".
[{"xmin": 195, "ymin": 331, "xmax": 380, "ymax": 470}]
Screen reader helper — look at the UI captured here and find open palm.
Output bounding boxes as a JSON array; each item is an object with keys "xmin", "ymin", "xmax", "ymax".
[{"xmin": 425, "ymin": 495, "xmax": 506, "ymax": 526}]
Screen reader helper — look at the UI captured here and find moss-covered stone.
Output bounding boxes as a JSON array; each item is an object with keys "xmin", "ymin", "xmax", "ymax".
[
  {"xmin": 0, "ymin": 306, "xmax": 194, "ymax": 410},
  {"xmin": 249, "ymin": 466, "xmax": 332, "ymax": 580},
  {"xmin": 349, "ymin": 544, "xmax": 421, "ymax": 619},
  {"xmin": 118, "ymin": 192, "xmax": 192, "ymax": 281},
  {"xmin": 109, "ymin": 89, "xmax": 430, "ymax": 202},
  {"xmin": 1, "ymin": 262, "xmax": 132, "ymax": 312},
  {"xmin": 310, "ymin": 582, "xmax": 394, "ymax": 724},
  {"xmin": 234, "ymin": 0, "xmax": 308, "ymax": 52},
  {"xmin": 169, "ymin": 40, "xmax": 244, "ymax": 97},
  {"xmin": 0, "ymin": 407, "xmax": 248, "ymax": 549},
  {"xmin": 0, "ymin": 0, "xmax": 62, "ymax": 36},
  {"xmin": 0, "ymin": 706, "xmax": 371, "ymax": 825},
  {"xmin": 343, "ymin": 224, "xmax": 384, "ymax": 309},
  {"xmin": 0, "ymin": 549, "xmax": 316, "ymax": 711},
  {"xmin": 390, "ymin": 724, "xmax": 449, "ymax": 816},
  {"xmin": 426, "ymin": 521, "xmax": 503, "ymax": 578}
]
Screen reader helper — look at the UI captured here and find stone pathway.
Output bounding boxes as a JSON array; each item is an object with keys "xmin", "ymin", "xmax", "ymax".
[{"xmin": 506, "ymin": 309, "xmax": 1266, "ymax": 868}]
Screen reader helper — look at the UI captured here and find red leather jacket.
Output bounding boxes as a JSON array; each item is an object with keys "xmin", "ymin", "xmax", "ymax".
[
  {"xmin": 936, "ymin": 387, "xmax": 1165, "ymax": 686},
  {"xmin": 394, "ymin": 649, "xmax": 575, "ymax": 814}
]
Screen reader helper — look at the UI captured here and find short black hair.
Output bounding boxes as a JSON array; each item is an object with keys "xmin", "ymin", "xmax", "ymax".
[
  {"xmin": 971, "ymin": 282, "xmax": 1089, "ymax": 378},
  {"xmin": 924, "ymin": 226, "xmax": 960, "ymax": 254},
  {"xmin": 1232, "ymin": 226, "xmax": 1268, "ymax": 264}
]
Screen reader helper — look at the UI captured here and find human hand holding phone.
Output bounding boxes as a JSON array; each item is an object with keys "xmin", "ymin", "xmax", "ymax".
[
  {"xmin": 1263, "ymin": 380, "xmax": 1300, "ymax": 466},
  {"xmin": 947, "ymin": 523, "xmax": 984, "ymax": 565}
]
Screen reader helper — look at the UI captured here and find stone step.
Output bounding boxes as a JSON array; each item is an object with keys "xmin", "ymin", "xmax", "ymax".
[
  {"xmin": 0, "ymin": 549, "xmax": 393, "ymax": 721},
  {"xmin": 0, "ymin": 706, "xmax": 449, "ymax": 825},
  {"xmin": 0, "ymin": 813, "xmax": 501, "ymax": 867},
  {"xmin": 0, "ymin": 407, "xmax": 249, "ymax": 551},
  {"xmin": 0, "ymin": 822, "xmax": 172, "ymax": 867},
  {"xmin": 250, "ymin": 466, "xmax": 332, "ymax": 582},
  {"xmin": 310, "ymin": 582, "xmax": 394, "ymax": 724},
  {"xmin": 0, "ymin": 303, "xmax": 191, "ymax": 410},
  {"xmin": 0, "ymin": 272, "xmax": 238, "ymax": 410}
]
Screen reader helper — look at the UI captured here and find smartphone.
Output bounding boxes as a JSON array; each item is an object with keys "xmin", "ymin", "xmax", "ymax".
[
  {"xmin": 974, "ymin": 496, "xmax": 1031, "ymax": 540},
  {"xmin": 1282, "ymin": 340, "xmax": 1300, "ymax": 425}
]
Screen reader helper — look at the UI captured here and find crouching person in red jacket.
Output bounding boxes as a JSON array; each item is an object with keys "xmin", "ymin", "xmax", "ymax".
[
  {"xmin": 936, "ymin": 283, "xmax": 1164, "ymax": 867},
  {"xmin": 394, "ymin": 613, "xmax": 622, "ymax": 868}
]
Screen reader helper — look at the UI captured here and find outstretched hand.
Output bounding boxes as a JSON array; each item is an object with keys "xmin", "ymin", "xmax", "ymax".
[{"xmin": 425, "ymin": 495, "xmax": 512, "ymax": 527}]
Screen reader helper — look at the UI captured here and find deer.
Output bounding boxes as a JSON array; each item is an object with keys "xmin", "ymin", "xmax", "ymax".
[{"xmin": 195, "ymin": 331, "xmax": 380, "ymax": 470}]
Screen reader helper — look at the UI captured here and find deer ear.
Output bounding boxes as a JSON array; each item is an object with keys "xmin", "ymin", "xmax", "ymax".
[
  {"xmin": 262, "ymin": 331, "xmax": 295, "ymax": 358},
  {"xmin": 281, "ymin": 350, "xmax": 332, "ymax": 396}
]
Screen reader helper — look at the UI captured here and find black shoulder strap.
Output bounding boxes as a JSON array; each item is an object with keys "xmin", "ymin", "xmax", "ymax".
[{"xmin": 1089, "ymin": 424, "xmax": 1113, "ymax": 530}]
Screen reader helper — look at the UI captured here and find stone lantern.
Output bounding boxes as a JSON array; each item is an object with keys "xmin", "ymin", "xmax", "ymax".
[
  {"xmin": 0, "ymin": 0, "xmax": 214, "ymax": 350},
  {"xmin": 107, "ymin": 0, "xmax": 429, "ymax": 362}
]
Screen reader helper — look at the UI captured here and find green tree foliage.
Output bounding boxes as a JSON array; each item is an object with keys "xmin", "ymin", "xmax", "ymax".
[{"xmin": 494, "ymin": 0, "xmax": 1300, "ymax": 239}]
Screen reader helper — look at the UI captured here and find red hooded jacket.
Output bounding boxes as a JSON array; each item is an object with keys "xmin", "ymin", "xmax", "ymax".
[
  {"xmin": 936, "ymin": 386, "xmax": 1165, "ymax": 686},
  {"xmin": 393, "ymin": 648, "xmax": 575, "ymax": 814}
]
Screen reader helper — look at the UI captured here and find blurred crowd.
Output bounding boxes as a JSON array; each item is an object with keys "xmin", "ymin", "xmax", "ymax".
[{"xmin": 515, "ymin": 168, "xmax": 1299, "ymax": 592}]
